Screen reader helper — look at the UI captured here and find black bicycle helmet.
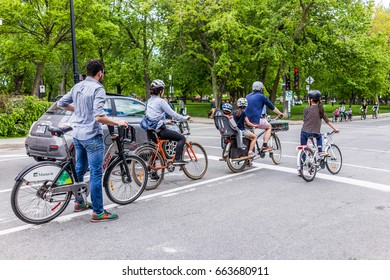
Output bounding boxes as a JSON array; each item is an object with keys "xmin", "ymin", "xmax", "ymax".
[{"xmin": 308, "ymin": 90, "xmax": 321, "ymax": 102}]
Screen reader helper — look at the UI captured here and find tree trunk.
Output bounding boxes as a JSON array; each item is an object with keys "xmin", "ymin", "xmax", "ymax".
[
  {"xmin": 32, "ymin": 62, "xmax": 44, "ymax": 97},
  {"xmin": 271, "ymin": 66, "xmax": 281, "ymax": 104},
  {"xmin": 14, "ymin": 74, "xmax": 24, "ymax": 95},
  {"xmin": 211, "ymin": 69, "xmax": 220, "ymax": 109},
  {"xmin": 116, "ymin": 84, "xmax": 122, "ymax": 95}
]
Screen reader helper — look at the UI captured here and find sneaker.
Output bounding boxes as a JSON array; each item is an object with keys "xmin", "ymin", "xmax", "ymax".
[
  {"xmin": 261, "ymin": 146, "xmax": 273, "ymax": 152},
  {"xmin": 248, "ymin": 151, "xmax": 255, "ymax": 158},
  {"xmin": 74, "ymin": 202, "xmax": 92, "ymax": 212},
  {"xmin": 91, "ymin": 210, "xmax": 118, "ymax": 223},
  {"xmin": 173, "ymin": 159, "xmax": 189, "ymax": 165},
  {"xmin": 150, "ymin": 172, "xmax": 160, "ymax": 182}
]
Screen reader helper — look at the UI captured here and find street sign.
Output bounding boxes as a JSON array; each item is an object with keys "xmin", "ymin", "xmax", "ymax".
[
  {"xmin": 39, "ymin": 85, "xmax": 45, "ymax": 93},
  {"xmin": 306, "ymin": 85, "xmax": 310, "ymax": 91},
  {"xmin": 286, "ymin": 90, "xmax": 293, "ymax": 101},
  {"xmin": 306, "ymin": 76, "xmax": 314, "ymax": 84}
]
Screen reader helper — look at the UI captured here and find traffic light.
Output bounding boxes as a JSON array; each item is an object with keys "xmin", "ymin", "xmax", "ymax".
[
  {"xmin": 294, "ymin": 67, "xmax": 299, "ymax": 90},
  {"xmin": 286, "ymin": 76, "xmax": 291, "ymax": 91}
]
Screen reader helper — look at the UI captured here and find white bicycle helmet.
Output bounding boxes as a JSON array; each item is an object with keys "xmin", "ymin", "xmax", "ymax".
[
  {"xmin": 252, "ymin": 81, "xmax": 264, "ymax": 92},
  {"xmin": 151, "ymin": 79, "xmax": 166, "ymax": 89}
]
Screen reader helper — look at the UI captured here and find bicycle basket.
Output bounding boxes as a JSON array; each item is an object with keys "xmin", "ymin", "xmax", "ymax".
[{"xmin": 270, "ymin": 121, "xmax": 289, "ymax": 132}]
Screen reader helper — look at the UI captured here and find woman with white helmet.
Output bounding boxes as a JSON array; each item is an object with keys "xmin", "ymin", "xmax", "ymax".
[
  {"xmin": 233, "ymin": 98, "xmax": 257, "ymax": 157},
  {"xmin": 144, "ymin": 79, "xmax": 190, "ymax": 165}
]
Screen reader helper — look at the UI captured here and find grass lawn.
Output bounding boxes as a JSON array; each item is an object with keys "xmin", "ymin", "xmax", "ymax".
[{"xmin": 181, "ymin": 101, "xmax": 390, "ymax": 120}]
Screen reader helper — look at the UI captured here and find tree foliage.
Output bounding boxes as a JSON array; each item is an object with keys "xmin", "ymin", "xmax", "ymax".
[{"xmin": 0, "ymin": 0, "xmax": 388, "ymax": 105}]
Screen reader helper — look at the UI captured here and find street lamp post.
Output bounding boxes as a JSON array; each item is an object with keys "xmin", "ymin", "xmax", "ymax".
[{"xmin": 70, "ymin": 0, "xmax": 79, "ymax": 85}]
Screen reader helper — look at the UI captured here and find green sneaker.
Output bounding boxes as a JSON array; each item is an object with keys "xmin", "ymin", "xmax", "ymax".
[
  {"xmin": 91, "ymin": 210, "xmax": 118, "ymax": 223},
  {"xmin": 74, "ymin": 202, "xmax": 92, "ymax": 212}
]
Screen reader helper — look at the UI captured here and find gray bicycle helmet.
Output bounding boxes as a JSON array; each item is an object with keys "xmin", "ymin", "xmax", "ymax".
[
  {"xmin": 252, "ymin": 81, "xmax": 264, "ymax": 92},
  {"xmin": 308, "ymin": 90, "xmax": 321, "ymax": 102}
]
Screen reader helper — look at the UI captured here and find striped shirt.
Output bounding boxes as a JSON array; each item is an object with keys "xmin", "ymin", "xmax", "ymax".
[
  {"xmin": 58, "ymin": 77, "xmax": 106, "ymax": 140},
  {"xmin": 301, "ymin": 105, "xmax": 330, "ymax": 134}
]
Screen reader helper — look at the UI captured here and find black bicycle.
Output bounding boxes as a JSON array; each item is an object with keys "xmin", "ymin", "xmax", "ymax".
[
  {"xmin": 11, "ymin": 125, "xmax": 148, "ymax": 224},
  {"xmin": 214, "ymin": 113, "xmax": 288, "ymax": 173}
]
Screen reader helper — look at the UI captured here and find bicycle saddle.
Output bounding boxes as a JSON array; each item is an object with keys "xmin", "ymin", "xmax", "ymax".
[{"xmin": 48, "ymin": 125, "xmax": 73, "ymax": 137}]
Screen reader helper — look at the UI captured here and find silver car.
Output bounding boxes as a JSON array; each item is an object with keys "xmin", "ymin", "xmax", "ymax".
[{"xmin": 25, "ymin": 94, "xmax": 148, "ymax": 161}]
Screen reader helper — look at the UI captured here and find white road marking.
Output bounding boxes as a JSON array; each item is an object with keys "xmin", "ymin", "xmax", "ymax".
[
  {"xmin": 209, "ymin": 155, "xmax": 390, "ymax": 193},
  {"xmin": 2, "ymin": 152, "xmax": 389, "ymax": 236},
  {"xmin": 0, "ymin": 154, "xmax": 28, "ymax": 158},
  {"xmin": 0, "ymin": 166, "xmax": 262, "ymax": 236}
]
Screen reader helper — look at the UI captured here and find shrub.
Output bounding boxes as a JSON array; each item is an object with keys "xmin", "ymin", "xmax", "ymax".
[{"xmin": 0, "ymin": 95, "xmax": 51, "ymax": 138}]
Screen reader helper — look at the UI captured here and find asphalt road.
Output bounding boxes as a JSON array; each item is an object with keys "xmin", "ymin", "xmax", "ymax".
[{"xmin": 0, "ymin": 117, "xmax": 389, "ymax": 260}]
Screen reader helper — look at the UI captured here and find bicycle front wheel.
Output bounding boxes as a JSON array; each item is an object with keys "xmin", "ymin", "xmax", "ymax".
[
  {"xmin": 11, "ymin": 162, "xmax": 72, "ymax": 224},
  {"xmin": 325, "ymin": 144, "xmax": 342, "ymax": 174},
  {"xmin": 269, "ymin": 133, "xmax": 282, "ymax": 164},
  {"xmin": 299, "ymin": 147, "xmax": 317, "ymax": 182},
  {"xmin": 182, "ymin": 142, "xmax": 208, "ymax": 179},
  {"xmin": 104, "ymin": 155, "xmax": 147, "ymax": 205},
  {"xmin": 134, "ymin": 145, "xmax": 165, "ymax": 190}
]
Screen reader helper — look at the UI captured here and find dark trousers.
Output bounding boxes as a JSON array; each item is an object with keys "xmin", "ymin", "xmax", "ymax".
[
  {"xmin": 147, "ymin": 127, "xmax": 186, "ymax": 160},
  {"xmin": 300, "ymin": 131, "xmax": 323, "ymax": 152}
]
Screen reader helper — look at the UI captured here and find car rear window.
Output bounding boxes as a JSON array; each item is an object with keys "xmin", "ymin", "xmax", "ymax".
[{"xmin": 45, "ymin": 102, "xmax": 73, "ymax": 116}]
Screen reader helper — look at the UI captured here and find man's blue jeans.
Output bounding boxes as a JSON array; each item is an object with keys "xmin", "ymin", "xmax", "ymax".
[
  {"xmin": 73, "ymin": 135, "xmax": 104, "ymax": 214},
  {"xmin": 300, "ymin": 131, "xmax": 323, "ymax": 152}
]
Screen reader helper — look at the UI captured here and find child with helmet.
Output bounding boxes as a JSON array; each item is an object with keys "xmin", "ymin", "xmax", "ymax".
[
  {"xmin": 233, "ymin": 98, "xmax": 258, "ymax": 158},
  {"xmin": 301, "ymin": 90, "xmax": 339, "ymax": 157},
  {"xmin": 221, "ymin": 102, "xmax": 245, "ymax": 150}
]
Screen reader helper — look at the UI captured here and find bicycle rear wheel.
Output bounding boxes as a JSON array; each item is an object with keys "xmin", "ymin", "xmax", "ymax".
[
  {"xmin": 299, "ymin": 147, "xmax": 317, "ymax": 182},
  {"xmin": 325, "ymin": 144, "xmax": 342, "ymax": 174},
  {"xmin": 269, "ymin": 133, "xmax": 282, "ymax": 164},
  {"xmin": 104, "ymin": 155, "xmax": 147, "ymax": 205},
  {"xmin": 182, "ymin": 142, "xmax": 208, "ymax": 179},
  {"xmin": 134, "ymin": 145, "xmax": 165, "ymax": 190},
  {"xmin": 11, "ymin": 162, "xmax": 72, "ymax": 224}
]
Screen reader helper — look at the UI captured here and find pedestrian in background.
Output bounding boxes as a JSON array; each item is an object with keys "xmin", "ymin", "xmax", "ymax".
[{"xmin": 179, "ymin": 98, "xmax": 185, "ymax": 115}]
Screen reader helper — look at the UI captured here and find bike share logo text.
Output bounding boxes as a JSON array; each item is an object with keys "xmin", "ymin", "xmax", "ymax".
[{"xmin": 33, "ymin": 171, "xmax": 54, "ymax": 177}]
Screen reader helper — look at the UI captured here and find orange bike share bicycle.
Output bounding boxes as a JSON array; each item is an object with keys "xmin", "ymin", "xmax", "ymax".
[{"xmin": 133, "ymin": 120, "xmax": 208, "ymax": 190}]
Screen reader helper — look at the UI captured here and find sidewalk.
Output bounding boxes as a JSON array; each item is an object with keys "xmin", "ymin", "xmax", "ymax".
[
  {"xmin": 192, "ymin": 112, "xmax": 390, "ymax": 125},
  {"xmin": 191, "ymin": 116, "xmax": 303, "ymax": 125},
  {"xmin": 0, "ymin": 137, "xmax": 25, "ymax": 150}
]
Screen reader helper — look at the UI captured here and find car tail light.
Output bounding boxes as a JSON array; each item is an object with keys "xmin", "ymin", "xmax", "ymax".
[{"xmin": 49, "ymin": 145, "xmax": 59, "ymax": 151}]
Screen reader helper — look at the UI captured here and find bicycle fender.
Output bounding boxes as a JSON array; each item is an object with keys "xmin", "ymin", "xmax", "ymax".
[{"xmin": 15, "ymin": 161, "xmax": 64, "ymax": 181}]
